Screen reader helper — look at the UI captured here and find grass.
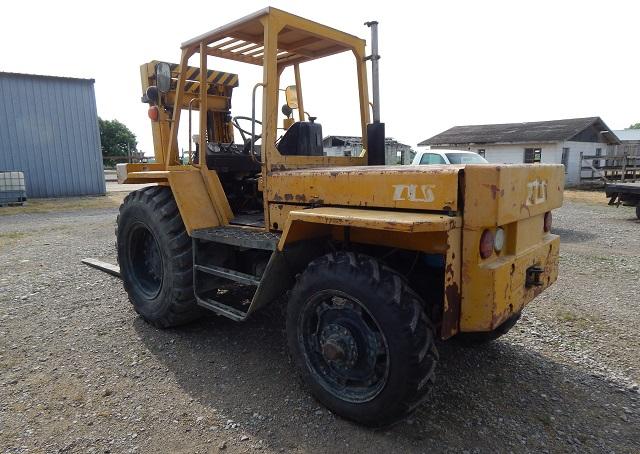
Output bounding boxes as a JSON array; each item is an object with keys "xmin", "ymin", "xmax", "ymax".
[
  {"xmin": 556, "ymin": 309, "xmax": 597, "ymax": 329},
  {"xmin": 0, "ymin": 231, "xmax": 29, "ymax": 247},
  {"xmin": 0, "ymin": 193, "xmax": 126, "ymax": 216},
  {"xmin": 563, "ymin": 189, "xmax": 608, "ymax": 205},
  {"xmin": 0, "ymin": 225, "xmax": 72, "ymax": 247},
  {"xmin": 556, "ymin": 310, "xmax": 581, "ymax": 323}
]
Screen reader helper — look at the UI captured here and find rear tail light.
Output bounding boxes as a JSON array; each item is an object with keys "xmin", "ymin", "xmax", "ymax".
[
  {"xmin": 479, "ymin": 229, "xmax": 494, "ymax": 259},
  {"xmin": 544, "ymin": 211, "xmax": 552, "ymax": 233},
  {"xmin": 494, "ymin": 227, "xmax": 505, "ymax": 252},
  {"xmin": 148, "ymin": 106, "xmax": 159, "ymax": 121}
]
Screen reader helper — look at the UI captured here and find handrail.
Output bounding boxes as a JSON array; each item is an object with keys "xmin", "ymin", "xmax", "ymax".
[
  {"xmin": 188, "ymin": 97, "xmax": 200, "ymax": 165},
  {"xmin": 251, "ymin": 82, "xmax": 266, "ymax": 165}
]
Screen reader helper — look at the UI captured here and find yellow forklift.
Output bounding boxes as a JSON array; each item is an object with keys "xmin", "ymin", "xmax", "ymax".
[{"xmin": 103, "ymin": 7, "xmax": 563, "ymax": 426}]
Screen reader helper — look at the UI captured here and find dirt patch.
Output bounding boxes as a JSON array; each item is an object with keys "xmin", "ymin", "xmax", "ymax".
[{"xmin": 0, "ymin": 193, "xmax": 126, "ymax": 216}]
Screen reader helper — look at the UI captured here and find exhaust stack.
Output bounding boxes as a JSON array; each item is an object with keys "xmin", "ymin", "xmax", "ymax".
[{"xmin": 365, "ymin": 21, "xmax": 385, "ymax": 165}]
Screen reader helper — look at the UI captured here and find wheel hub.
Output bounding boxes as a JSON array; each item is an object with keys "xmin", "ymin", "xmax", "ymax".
[
  {"xmin": 299, "ymin": 292, "xmax": 390, "ymax": 403},
  {"xmin": 320, "ymin": 324, "xmax": 358, "ymax": 367}
]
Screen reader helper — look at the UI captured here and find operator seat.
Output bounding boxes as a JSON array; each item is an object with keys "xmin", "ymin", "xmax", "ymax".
[{"xmin": 277, "ymin": 121, "xmax": 324, "ymax": 156}]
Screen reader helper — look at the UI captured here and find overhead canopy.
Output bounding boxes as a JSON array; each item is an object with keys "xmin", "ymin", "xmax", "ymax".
[{"xmin": 181, "ymin": 7, "xmax": 363, "ymax": 68}]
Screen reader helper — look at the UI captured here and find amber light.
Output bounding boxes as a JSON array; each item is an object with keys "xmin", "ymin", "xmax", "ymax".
[
  {"xmin": 544, "ymin": 211, "xmax": 552, "ymax": 233},
  {"xmin": 148, "ymin": 106, "xmax": 159, "ymax": 121},
  {"xmin": 479, "ymin": 229, "xmax": 494, "ymax": 259}
]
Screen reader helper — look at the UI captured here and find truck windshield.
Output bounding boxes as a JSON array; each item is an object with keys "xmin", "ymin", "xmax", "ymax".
[{"xmin": 445, "ymin": 153, "xmax": 488, "ymax": 164}]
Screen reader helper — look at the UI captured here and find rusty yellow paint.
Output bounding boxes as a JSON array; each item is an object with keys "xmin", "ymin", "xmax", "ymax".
[
  {"xmin": 167, "ymin": 170, "xmax": 225, "ymax": 234},
  {"xmin": 284, "ymin": 207, "xmax": 460, "ymax": 232},
  {"xmin": 463, "ymin": 164, "xmax": 564, "ymax": 228},
  {"xmin": 442, "ymin": 228, "xmax": 462, "ymax": 338},
  {"xmin": 199, "ymin": 166, "xmax": 233, "ymax": 224},
  {"xmin": 460, "ymin": 231, "xmax": 560, "ymax": 332},
  {"xmin": 458, "ymin": 164, "xmax": 564, "ymax": 332},
  {"xmin": 268, "ymin": 165, "xmax": 460, "ymax": 211},
  {"xmin": 268, "ymin": 203, "xmax": 301, "ymax": 231}
]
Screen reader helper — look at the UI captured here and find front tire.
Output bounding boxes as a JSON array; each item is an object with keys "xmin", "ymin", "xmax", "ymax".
[
  {"xmin": 286, "ymin": 252, "xmax": 438, "ymax": 427},
  {"xmin": 116, "ymin": 186, "xmax": 201, "ymax": 328}
]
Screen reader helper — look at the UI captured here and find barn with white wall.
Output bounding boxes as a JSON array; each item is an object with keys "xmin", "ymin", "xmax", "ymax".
[{"xmin": 419, "ymin": 117, "xmax": 620, "ymax": 186}]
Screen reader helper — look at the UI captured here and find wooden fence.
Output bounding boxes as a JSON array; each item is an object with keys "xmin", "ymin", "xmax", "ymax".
[{"xmin": 579, "ymin": 153, "xmax": 639, "ymax": 186}]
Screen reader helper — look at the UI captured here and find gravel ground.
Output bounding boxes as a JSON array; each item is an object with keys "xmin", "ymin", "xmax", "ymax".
[{"xmin": 1, "ymin": 196, "xmax": 639, "ymax": 453}]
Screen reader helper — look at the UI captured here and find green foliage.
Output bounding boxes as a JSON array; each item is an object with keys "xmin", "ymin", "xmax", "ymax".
[
  {"xmin": 629, "ymin": 123, "xmax": 640, "ymax": 129},
  {"xmin": 98, "ymin": 117, "xmax": 137, "ymax": 157}
]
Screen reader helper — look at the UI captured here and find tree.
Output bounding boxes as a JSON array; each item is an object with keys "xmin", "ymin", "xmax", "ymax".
[
  {"xmin": 98, "ymin": 117, "xmax": 137, "ymax": 158},
  {"xmin": 629, "ymin": 123, "xmax": 640, "ymax": 129}
]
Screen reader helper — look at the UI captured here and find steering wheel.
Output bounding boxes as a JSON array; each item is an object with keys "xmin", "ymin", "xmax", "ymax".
[{"xmin": 232, "ymin": 116, "xmax": 262, "ymax": 153}]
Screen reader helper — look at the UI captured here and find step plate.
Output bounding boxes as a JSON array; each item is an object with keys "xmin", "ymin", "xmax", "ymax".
[
  {"xmin": 196, "ymin": 296, "xmax": 248, "ymax": 321},
  {"xmin": 191, "ymin": 226, "xmax": 280, "ymax": 251}
]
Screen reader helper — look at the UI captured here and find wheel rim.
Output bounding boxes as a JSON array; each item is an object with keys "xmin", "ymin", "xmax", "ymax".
[
  {"xmin": 127, "ymin": 222, "xmax": 163, "ymax": 299},
  {"xmin": 298, "ymin": 290, "xmax": 390, "ymax": 403}
]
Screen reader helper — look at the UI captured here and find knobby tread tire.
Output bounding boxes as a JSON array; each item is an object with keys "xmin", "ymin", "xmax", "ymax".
[
  {"xmin": 116, "ymin": 186, "xmax": 201, "ymax": 328},
  {"xmin": 287, "ymin": 252, "xmax": 438, "ymax": 427}
]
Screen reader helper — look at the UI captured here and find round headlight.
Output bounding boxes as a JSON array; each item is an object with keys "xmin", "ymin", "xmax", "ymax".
[{"xmin": 494, "ymin": 227, "xmax": 505, "ymax": 252}]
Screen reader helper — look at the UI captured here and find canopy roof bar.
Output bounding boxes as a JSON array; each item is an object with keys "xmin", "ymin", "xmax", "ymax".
[{"xmin": 180, "ymin": 7, "xmax": 364, "ymax": 69}]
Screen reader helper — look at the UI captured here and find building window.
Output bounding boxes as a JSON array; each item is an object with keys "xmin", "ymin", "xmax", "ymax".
[
  {"xmin": 561, "ymin": 147, "xmax": 569, "ymax": 173},
  {"xmin": 524, "ymin": 148, "xmax": 542, "ymax": 163},
  {"xmin": 591, "ymin": 147, "xmax": 603, "ymax": 168},
  {"xmin": 477, "ymin": 149, "xmax": 485, "ymax": 157}
]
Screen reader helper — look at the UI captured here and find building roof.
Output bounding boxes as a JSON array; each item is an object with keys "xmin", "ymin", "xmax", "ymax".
[
  {"xmin": 612, "ymin": 129, "xmax": 640, "ymax": 142},
  {"xmin": 0, "ymin": 71, "xmax": 95, "ymax": 83},
  {"xmin": 420, "ymin": 117, "xmax": 620, "ymax": 146}
]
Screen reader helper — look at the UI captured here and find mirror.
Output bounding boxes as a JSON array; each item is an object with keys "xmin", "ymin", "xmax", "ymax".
[
  {"xmin": 285, "ymin": 85, "xmax": 298, "ymax": 108},
  {"xmin": 155, "ymin": 62, "xmax": 172, "ymax": 94}
]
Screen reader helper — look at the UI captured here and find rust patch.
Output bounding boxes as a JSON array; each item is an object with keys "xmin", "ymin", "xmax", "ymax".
[
  {"xmin": 483, "ymin": 184, "xmax": 501, "ymax": 200},
  {"xmin": 442, "ymin": 282, "xmax": 461, "ymax": 338},
  {"xmin": 270, "ymin": 164, "xmax": 287, "ymax": 172}
]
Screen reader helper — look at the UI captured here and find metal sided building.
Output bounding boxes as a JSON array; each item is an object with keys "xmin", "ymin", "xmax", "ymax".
[{"xmin": 0, "ymin": 72, "xmax": 105, "ymax": 198}]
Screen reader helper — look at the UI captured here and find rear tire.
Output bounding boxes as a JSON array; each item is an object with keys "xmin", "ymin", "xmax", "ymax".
[
  {"xmin": 636, "ymin": 204, "xmax": 640, "ymax": 220},
  {"xmin": 286, "ymin": 252, "xmax": 438, "ymax": 427},
  {"xmin": 116, "ymin": 186, "xmax": 201, "ymax": 328}
]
